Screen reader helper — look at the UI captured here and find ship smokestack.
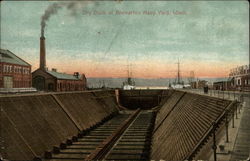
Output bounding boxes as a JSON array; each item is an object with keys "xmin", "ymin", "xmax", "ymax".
[{"xmin": 40, "ymin": 35, "xmax": 46, "ymax": 70}]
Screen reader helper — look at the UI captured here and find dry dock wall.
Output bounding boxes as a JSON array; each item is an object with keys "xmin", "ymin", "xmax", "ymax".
[
  {"xmin": 0, "ymin": 90, "xmax": 118, "ymax": 161},
  {"xmin": 154, "ymin": 90, "xmax": 184, "ymax": 128},
  {"xmin": 119, "ymin": 90, "xmax": 171, "ymax": 109},
  {"xmin": 53, "ymin": 91, "xmax": 118, "ymax": 131},
  {"xmin": 152, "ymin": 91, "xmax": 233, "ymax": 161}
]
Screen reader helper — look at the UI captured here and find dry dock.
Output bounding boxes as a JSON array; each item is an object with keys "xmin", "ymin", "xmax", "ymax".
[{"xmin": 1, "ymin": 89, "xmax": 248, "ymax": 161}]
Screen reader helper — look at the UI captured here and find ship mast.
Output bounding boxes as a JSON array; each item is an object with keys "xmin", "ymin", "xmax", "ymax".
[
  {"xmin": 177, "ymin": 58, "xmax": 181, "ymax": 84},
  {"xmin": 127, "ymin": 64, "xmax": 133, "ymax": 85}
]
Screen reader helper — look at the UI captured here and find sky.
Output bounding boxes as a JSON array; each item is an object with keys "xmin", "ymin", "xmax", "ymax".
[{"xmin": 0, "ymin": 1, "xmax": 249, "ymax": 78}]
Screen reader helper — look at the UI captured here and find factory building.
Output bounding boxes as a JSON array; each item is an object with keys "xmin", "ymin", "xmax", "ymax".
[
  {"xmin": 32, "ymin": 36, "xmax": 87, "ymax": 92},
  {"xmin": 0, "ymin": 49, "xmax": 32, "ymax": 89}
]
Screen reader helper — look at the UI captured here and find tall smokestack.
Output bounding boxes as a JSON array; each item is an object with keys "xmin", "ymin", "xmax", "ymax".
[{"xmin": 40, "ymin": 36, "xmax": 46, "ymax": 70}]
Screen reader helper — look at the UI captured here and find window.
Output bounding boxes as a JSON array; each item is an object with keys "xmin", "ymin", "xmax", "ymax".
[
  {"xmin": 26, "ymin": 68, "xmax": 29, "ymax": 74},
  {"xmin": 3, "ymin": 65, "xmax": 7, "ymax": 72},
  {"xmin": 237, "ymin": 79, "xmax": 241, "ymax": 85},
  {"xmin": 24, "ymin": 67, "xmax": 30, "ymax": 74},
  {"xmin": 18, "ymin": 67, "xmax": 21, "ymax": 73}
]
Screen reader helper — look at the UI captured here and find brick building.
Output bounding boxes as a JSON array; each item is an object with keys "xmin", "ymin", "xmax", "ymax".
[
  {"xmin": 32, "ymin": 68, "xmax": 87, "ymax": 91},
  {"xmin": 32, "ymin": 36, "xmax": 87, "ymax": 92},
  {"xmin": 190, "ymin": 80, "xmax": 208, "ymax": 89},
  {"xmin": 213, "ymin": 80, "xmax": 232, "ymax": 90},
  {"xmin": 229, "ymin": 65, "xmax": 250, "ymax": 91},
  {"xmin": 0, "ymin": 49, "xmax": 31, "ymax": 88}
]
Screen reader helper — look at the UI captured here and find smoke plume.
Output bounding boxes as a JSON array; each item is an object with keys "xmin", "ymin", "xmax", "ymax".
[{"xmin": 41, "ymin": 1, "xmax": 93, "ymax": 37}]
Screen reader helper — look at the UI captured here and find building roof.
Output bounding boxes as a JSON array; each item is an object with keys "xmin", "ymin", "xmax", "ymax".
[
  {"xmin": 0, "ymin": 49, "xmax": 30, "ymax": 66},
  {"xmin": 46, "ymin": 70, "xmax": 81, "ymax": 80},
  {"xmin": 213, "ymin": 77, "xmax": 233, "ymax": 83}
]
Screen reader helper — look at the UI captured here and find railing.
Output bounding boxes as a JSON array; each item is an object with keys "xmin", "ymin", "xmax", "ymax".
[
  {"xmin": 0, "ymin": 88, "xmax": 37, "ymax": 93},
  {"xmin": 186, "ymin": 100, "xmax": 238, "ymax": 160},
  {"xmin": 175, "ymin": 88, "xmax": 246, "ymax": 161},
  {"xmin": 179, "ymin": 88, "xmax": 247, "ymax": 102}
]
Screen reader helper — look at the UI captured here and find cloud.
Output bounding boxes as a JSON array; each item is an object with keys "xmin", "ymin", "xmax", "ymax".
[{"xmin": 1, "ymin": 1, "xmax": 248, "ymax": 78}]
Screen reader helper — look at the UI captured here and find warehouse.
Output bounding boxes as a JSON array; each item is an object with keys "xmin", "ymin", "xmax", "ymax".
[
  {"xmin": 0, "ymin": 49, "xmax": 31, "ymax": 89},
  {"xmin": 32, "ymin": 68, "xmax": 86, "ymax": 91},
  {"xmin": 32, "ymin": 36, "xmax": 87, "ymax": 92}
]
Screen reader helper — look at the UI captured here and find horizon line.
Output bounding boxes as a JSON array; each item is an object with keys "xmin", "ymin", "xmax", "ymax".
[{"xmin": 86, "ymin": 76, "xmax": 229, "ymax": 79}]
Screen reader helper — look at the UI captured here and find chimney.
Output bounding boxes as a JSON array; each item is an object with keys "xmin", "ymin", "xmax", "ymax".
[
  {"xmin": 40, "ymin": 36, "xmax": 46, "ymax": 70},
  {"xmin": 52, "ymin": 68, "xmax": 57, "ymax": 72},
  {"xmin": 74, "ymin": 72, "xmax": 79, "ymax": 78}
]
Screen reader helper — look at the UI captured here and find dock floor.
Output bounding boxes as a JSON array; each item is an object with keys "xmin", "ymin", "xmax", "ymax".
[{"xmin": 230, "ymin": 96, "xmax": 250, "ymax": 161}]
